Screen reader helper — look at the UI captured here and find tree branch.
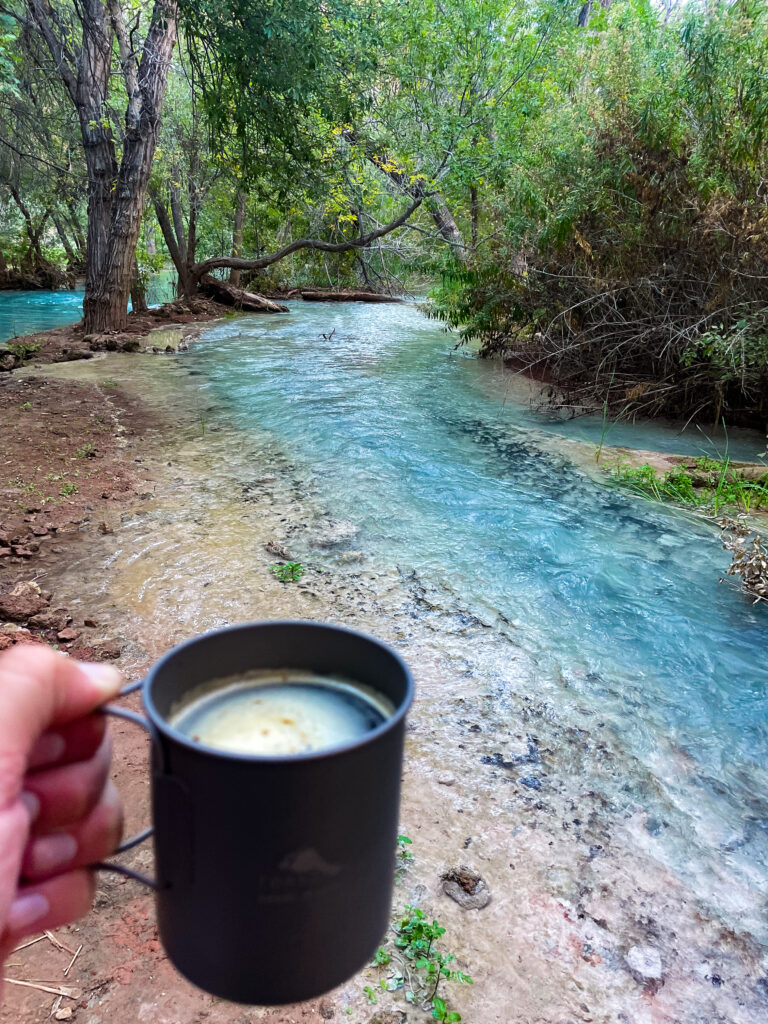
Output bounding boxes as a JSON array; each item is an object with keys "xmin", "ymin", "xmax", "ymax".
[
  {"xmin": 190, "ymin": 195, "xmax": 424, "ymax": 282},
  {"xmin": 107, "ymin": 0, "xmax": 141, "ymax": 130}
]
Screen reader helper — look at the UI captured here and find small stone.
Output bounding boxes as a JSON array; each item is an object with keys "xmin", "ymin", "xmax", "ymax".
[
  {"xmin": 28, "ymin": 609, "xmax": 71, "ymax": 631},
  {"xmin": 57, "ymin": 627, "xmax": 81, "ymax": 642},
  {"xmin": 625, "ymin": 945, "xmax": 663, "ymax": 983},
  {"xmin": 437, "ymin": 773, "xmax": 456, "ymax": 786},
  {"xmin": 441, "ymin": 867, "xmax": 491, "ymax": 910},
  {"xmin": 98, "ymin": 522, "xmax": 114, "ymax": 535},
  {"xmin": 94, "ymin": 638, "xmax": 123, "ymax": 659},
  {"xmin": 84, "ymin": 617, "xmax": 98, "ymax": 628},
  {"xmin": 0, "ymin": 582, "xmax": 47, "ymax": 621},
  {"xmin": 54, "ymin": 1009, "xmax": 73, "ymax": 1021},
  {"xmin": 0, "ymin": 530, "xmax": 9, "ymax": 546},
  {"xmin": 319, "ymin": 998, "xmax": 335, "ymax": 1019},
  {"xmin": 31, "ymin": 525, "xmax": 48, "ymax": 536}
]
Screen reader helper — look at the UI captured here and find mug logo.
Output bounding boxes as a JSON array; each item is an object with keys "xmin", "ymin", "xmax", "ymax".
[{"xmin": 278, "ymin": 848, "xmax": 341, "ymax": 877}]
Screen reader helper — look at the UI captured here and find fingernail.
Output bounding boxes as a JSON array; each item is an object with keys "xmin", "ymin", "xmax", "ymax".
[
  {"xmin": 31, "ymin": 732, "xmax": 66, "ymax": 766},
  {"xmin": 29, "ymin": 832, "xmax": 78, "ymax": 874},
  {"xmin": 7, "ymin": 892, "xmax": 50, "ymax": 932},
  {"xmin": 19, "ymin": 791, "xmax": 40, "ymax": 822},
  {"xmin": 78, "ymin": 662, "xmax": 123, "ymax": 699}
]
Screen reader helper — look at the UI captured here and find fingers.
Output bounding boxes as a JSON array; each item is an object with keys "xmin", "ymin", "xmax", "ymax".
[
  {"xmin": 28, "ymin": 714, "xmax": 107, "ymax": 772},
  {"xmin": 1, "ymin": 869, "xmax": 95, "ymax": 949},
  {"xmin": 0, "ymin": 646, "xmax": 122, "ymax": 808},
  {"xmin": 21, "ymin": 781, "xmax": 123, "ymax": 880},
  {"xmin": 23, "ymin": 733, "xmax": 112, "ymax": 832}
]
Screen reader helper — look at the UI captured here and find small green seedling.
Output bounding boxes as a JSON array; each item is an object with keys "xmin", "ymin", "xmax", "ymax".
[
  {"xmin": 270, "ymin": 561, "xmax": 305, "ymax": 583},
  {"xmin": 397, "ymin": 834, "xmax": 414, "ymax": 862},
  {"xmin": 59, "ymin": 482, "xmax": 78, "ymax": 496},
  {"xmin": 363, "ymin": 985, "xmax": 377, "ymax": 1004}
]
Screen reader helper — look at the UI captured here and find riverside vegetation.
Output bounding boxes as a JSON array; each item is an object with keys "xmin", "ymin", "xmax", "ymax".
[{"xmin": 1, "ymin": 0, "xmax": 767, "ymax": 437}]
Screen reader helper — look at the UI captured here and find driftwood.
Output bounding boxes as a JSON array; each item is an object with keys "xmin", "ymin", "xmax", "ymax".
[
  {"xmin": 199, "ymin": 275, "xmax": 288, "ymax": 313},
  {"xmin": 299, "ymin": 289, "xmax": 402, "ymax": 303}
]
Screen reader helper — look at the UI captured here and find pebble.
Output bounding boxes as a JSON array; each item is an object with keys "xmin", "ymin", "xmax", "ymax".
[
  {"xmin": 437, "ymin": 773, "xmax": 456, "ymax": 786},
  {"xmin": 625, "ymin": 945, "xmax": 663, "ymax": 982}
]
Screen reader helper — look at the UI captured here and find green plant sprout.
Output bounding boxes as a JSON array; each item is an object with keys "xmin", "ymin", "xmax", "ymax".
[{"xmin": 270, "ymin": 561, "xmax": 305, "ymax": 583}]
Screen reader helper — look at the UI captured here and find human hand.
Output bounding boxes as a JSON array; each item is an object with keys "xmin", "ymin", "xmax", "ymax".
[{"xmin": 0, "ymin": 645, "xmax": 124, "ymax": 987}]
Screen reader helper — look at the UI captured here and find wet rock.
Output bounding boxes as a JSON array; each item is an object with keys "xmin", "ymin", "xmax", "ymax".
[
  {"xmin": 367, "ymin": 1012, "xmax": 406, "ymax": 1024},
  {"xmin": 519, "ymin": 776, "xmax": 542, "ymax": 790},
  {"xmin": 336, "ymin": 549, "xmax": 364, "ymax": 564},
  {"xmin": 266, "ymin": 540, "xmax": 291, "ymax": 560},
  {"xmin": 94, "ymin": 638, "xmax": 123, "ymax": 660},
  {"xmin": 625, "ymin": 945, "xmax": 663, "ymax": 985},
  {"xmin": 0, "ymin": 582, "xmax": 48, "ymax": 621},
  {"xmin": 310, "ymin": 519, "xmax": 359, "ymax": 549},
  {"xmin": 28, "ymin": 609, "xmax": 72, "ymax": 631},
  {"xmin": 441, "ymin": 867, "xmax": 491, "ymax": 910}
]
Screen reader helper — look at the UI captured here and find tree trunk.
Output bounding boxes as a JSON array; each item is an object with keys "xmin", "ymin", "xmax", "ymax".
[
  {"xmin": 230, "ymin": 191, "xmax": 247, "ymax": 287},
  {"xmin": 83, "ymin": 1, "xmax": 178, "ymax": 332},
  {"xmin": 28, "ymin": 0, "xmax": 177, "ymax": 333},
  {"xmin": 52, "ymin": 211, "xmax": 80, "ymax": 267},
  {"xmin": 199, "ymin": 275, "xmax": 288, "ymax": 312},
  {"xmin": 8, "ymin": 186, "xmax": 49, "ymax": 269},
  {"xmin": 130, "ymin": 257, "xmax": 148, "ymax": 312},
  {"xmin": 150, "ymin": 186, "xmax": 196, "ymax": 297}
]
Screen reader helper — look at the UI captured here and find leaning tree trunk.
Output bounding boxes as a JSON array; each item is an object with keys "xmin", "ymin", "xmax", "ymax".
[{"xmin": 229, "ymin": 191, "xmax": 247, "ymax": 287}]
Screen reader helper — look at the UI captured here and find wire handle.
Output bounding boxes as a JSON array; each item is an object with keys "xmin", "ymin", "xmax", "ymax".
[{"xmin": 93, "ymin": 680, "xmax": 157, "ymax": 889}]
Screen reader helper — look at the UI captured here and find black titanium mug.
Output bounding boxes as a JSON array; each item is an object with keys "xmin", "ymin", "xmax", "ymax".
[{"xmin": 98, "ymin": 620, "xmax": 414, "ymax": 1005}]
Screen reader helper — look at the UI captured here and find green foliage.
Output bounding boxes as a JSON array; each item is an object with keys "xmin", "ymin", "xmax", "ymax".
[
  {"xmin": 59, "ymin": 482, "xmax": 78, "ymax": 497},
  {"xmin": 270, "ymin": 561, "xmax": 305, "ymax": 583},
  {"xmin": 426, "ymin": 0, "xmax": 768, "ymax": 427},
  {"xmin": 611, "ymin": 459, "xmax": 768, "ymax": 515},
  {"xmin": 397, "ymin": 833, "xmax": 413, "ymax": 862},
  {"xmin": 4, "ymin": 341, "xmax": 40, "ymax": 361}
]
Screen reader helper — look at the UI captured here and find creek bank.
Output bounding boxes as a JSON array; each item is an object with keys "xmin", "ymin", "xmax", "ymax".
[
  {"xmin": 0, "ymin": 373, "xmax": 157, "ymax": 657},
  {"xmin": 0, "ymin": 295, "xmax": 232, "ymax": 370}
]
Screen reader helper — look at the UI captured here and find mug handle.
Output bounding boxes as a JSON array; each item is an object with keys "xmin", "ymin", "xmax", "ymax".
[{"xmin": 92, "ymin": 680, "xmax": 157, "ymax": 890}]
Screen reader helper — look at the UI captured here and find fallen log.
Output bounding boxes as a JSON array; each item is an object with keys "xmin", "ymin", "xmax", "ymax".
[
  {"xmin": 300, "ymin": 289, "xmax": 403, "ymax": 303},
  {"xmin": 199, "ymin": 275, "xmax": 289, "ymax": 313}
]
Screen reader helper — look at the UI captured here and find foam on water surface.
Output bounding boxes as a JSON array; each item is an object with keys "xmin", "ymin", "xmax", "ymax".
[{"xmin": 170, "ymin": 672, "xmax": 391, "ymax": 756}]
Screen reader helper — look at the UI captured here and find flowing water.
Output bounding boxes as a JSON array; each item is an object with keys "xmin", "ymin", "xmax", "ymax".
[{"xmin": 9, "ymin": 296, "xmax": 768, "ymax": 995}]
